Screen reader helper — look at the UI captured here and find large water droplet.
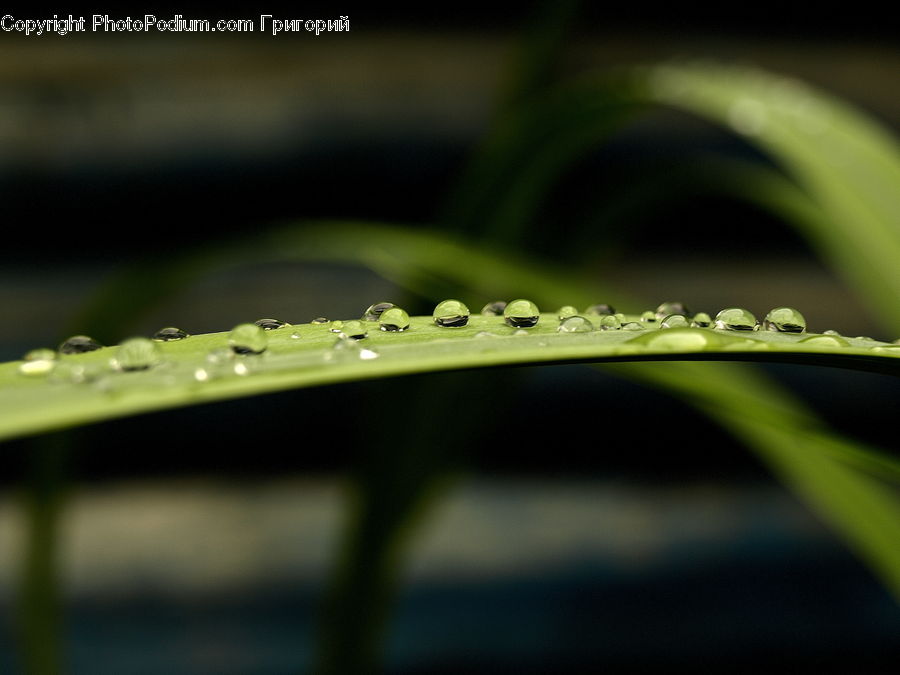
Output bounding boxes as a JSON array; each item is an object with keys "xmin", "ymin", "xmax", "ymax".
[
  {"xmin": 379, "ymin": 307, "xmax": 410, "ymax": 332},
  {"xmin": 504, "ymin": 299, "xmax": 540, "ymax": 328},
  {"xmin": 481, "ymin": 301, "xmax": 507, "ymax": 316},
  {"xmin": 799, "ymin": 334, "xmax": 849, "ymax": 348},
  {"xmin": 599, "ymin": 315, "xmax": 621, "ymax": 330},
  {"xmin": 152, "ymin": 327, "xmax": 189, "ymax": 342},
  {"xmin": 558, "ymin": 315, "xmax": 593, "ymax": 333},
  {"xmin": 660, "ymin": 314, "xmax": 690, "ymax": 329},
  {"xmin": 763, "ymin": 307, "xmax": 806, "ymax": 333},
  {"xmin": 433, "ymin": 299, "xmax": 470, "ymax": 327},
  {"xmin": 59, "ymin": 335, "xmax": 103, "ymax": 354},
  {"xmin": 113, "ymin": 337, "xmax": 162, "ymax": 371},
  {"xmin": 341, "ymin": 320, "xmax": 368, "ymax": 339},
  {"xmin": 585, "ymin": 303, "xmax": 615, "ymax": 316},
  {"xmin": 714, "ymin": 308, "xmax": 758, "ymax": 331},
  {"xmin": 18, "ymin": 348, "xmax": 57, "ymax": 377},
  {"xmin": 655, "ymin": 301, "xmax": 690, "ymax": 320},
  {"xmin": 557, "ymin": 305, "xmax": 578, "ymax": 320},
  {"xmin": 691, "ymin": 312, "xmax": 712, "ymax": 328},
  {"xmin": 311, "ymin": 317, "xmax": 329, "ymax": 324},
  {"xmin": 229, "ymin": 323, "xmax": 267, "ymax": 354},
  {"xmin": 254, "ymin": 318, "xmax": 290, "ymax": 331},
  {"xmin": 630, "ymin": 327, "xmax": 714, "ymax": 351},
  {"xmin": 363, "ymin": 302, "xmax": 395, "ymax": 321}
]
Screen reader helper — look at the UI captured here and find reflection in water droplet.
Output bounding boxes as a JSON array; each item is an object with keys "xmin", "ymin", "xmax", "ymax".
[
  {"xmin": 585, "ymin": 304, "xmax": 615, "ymax": 316},
  {"xmin": 152, "ymin": 327, "xmax": 189, "ymax": 342},
  {"xmin": 254, "ymin": 318, "xmax": 290, "ymax": 331},
  {"xmin": 714, "ymin": 308, "xmax": 758, "ymax": 331},
  {"xmin": 504, "ymin": 299, "xmax": 540, "ymax": 328},
  {"xmin": 691, "ymin": 312, "xmax": 712, "ymax": 328},
  {"xmin": 434, "ymin": 299, "xmax": 470, "ymax": 327},
  {"xmin": 640, "ymin": 311, "xmax": 657, "ymax": 323},
  {"xmin": 481, "ymin": 301, "xmax": 507, "ymax": 316},
  {"xmin": 311, "ymin": 317, "xmax": 329, "ymax": 324},
  {"xmin": 18, "ymin": 349, "xmax": 57, "ymax": 377},
  {"xmin": 656, "ymin": 301, "xmax": 690, "ymax": 320},
  {"xmin": 799, "ymin": 334, "xmax": 850, "ymax": 348},
  {"xmin": 379, "ymin": 307, "xmax": 410, "ymax": 332},
  {"xmin": 229, "ymin": 323, "xmax": 268, "ymax": 354},
  {"xmin": 557, "ymin": 306, "xmax": 578, "ymax": 320},
  {"xmin": 363, "ymin": 302, "xmax": 395, "ymax": 321},
  {"xmin": 621, "ymin": 322, "xmax": 644, "ymax": 331},
  {"xmin": 763, "ymin": 307, "xmax": 806, "ymax": 333},
  {"xmin": 341, "ymin": 320, "xmax": 368, "ymax": 339},
  {"xmin": 558, "ymin": 315, "xmax": 593, "ymax": 333},
  {"xmin": 113, "ymin": 337, "xmax": 162, "ymax": 371},
  {"xmin": 59, "ymin": 335, "xmax": 103, "ymax": 354},
  {"xmin": 661, "ymin": 314, "xmax": 690, "ymax": 329},
  {"xmin": 599, "ymin": 315, "xmax": 621, "ymax": 331}
]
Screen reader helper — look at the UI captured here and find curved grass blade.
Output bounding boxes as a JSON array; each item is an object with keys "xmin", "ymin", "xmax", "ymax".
[{"xmin": 3, "ymin": 312, "xmax": 898, "ymax": 443}]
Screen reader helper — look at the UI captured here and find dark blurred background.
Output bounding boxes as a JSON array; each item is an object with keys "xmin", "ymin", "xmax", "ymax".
[{"xmin": 1, "ymin": 3, "xmax": 899, "ymax": 673}]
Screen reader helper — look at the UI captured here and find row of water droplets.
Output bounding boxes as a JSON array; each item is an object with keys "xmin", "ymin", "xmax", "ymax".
[{"xmin": 17, "ymin": 299, "xmax": 900, "ymax": 384}]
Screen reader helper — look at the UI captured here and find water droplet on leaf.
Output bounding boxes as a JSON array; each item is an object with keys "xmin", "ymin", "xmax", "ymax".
[
  {"xmin": 363, "ymin": 302, "xmax": 395, "ymax": 321},
  {"xmin": 655, "ymin": 301, "xmax": 690, "ymax": 320},
  {"xmin": 621, "ymin": 322, "xmax": 644, "ymax": 331},
  {"xmin": 558, "ymin": 315, "xmax": 593, "ymax": 333},
  {"xmin": 599, "ymin": 315, "xmax": 621, "ymax": 330},
  {"xmin": 714, "ymin": 308, "xmax": 758, "ymax": 331},
  {"xmin": 433, "ymin": 299, "xmax": 470, "ymax": 327},
  {"xmin": 254, "ymin": 318, "xmax": 290, "ymax": 331},
  {"xmin": 311, "ymin": 317, "xmax": 329, "ymax": 324},
  {"xmin": 660, "ymin": 314, "xmax": 690, "ymax": 329},
  {"xmin": 229, "ymin": 323, "xmax": 267, "ymax": 354},
  {"xmin": 379, "ymin": 307, "xmax": 410, "ymax": 332},
  {"xmin": 329, "ymin": 320, "xmax": 344, "ymax": 333},
  {"xmin": 799, "ymin": 334, "xmax": 849, "ymax": 348},
  {"xmin": 630, "ymin": 327, "xmax": 714, "ymax": 351},
  {"xmin": 763, "ymin": 307, "xmax": 806, "ymax": 333},
  {"xmin": 691, "ymin": 312, "xmax": 712, "ymax": 328},
  {"xmin": 113, "ymin": 337, "xmax": 161, "ymax": 371},
  {"xmin": 59, "ymin": 335, "xmax": 103, "ymax": 354},
  {"xmin": 640, "ymin": 311, "xmax": 657, "ymax": 323},
  {"xmin": 152, "ymin": 327, "xmax": 189, "ymax": 342},
  {"xmin": 504, "ymin": 299, "xmax": 540, "ymax": 328},
  {"xmin": 481, "ymin": 301, "xmax": 507, "ymax": 316},
  {"xmin": 557, "ymin": 305, "xmax": 578, "ymax": 320},
  {"xmin": 341, "ymin": 320, "xmax": 368, "ymax": 339},
  {"xmin": 18, "ymin": 349, "xmax": 57, "ymax": 377}
]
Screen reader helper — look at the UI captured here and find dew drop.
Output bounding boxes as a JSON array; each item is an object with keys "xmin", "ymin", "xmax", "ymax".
[
  {"xmin": 630, "ymin": 327, "xmax": 714, "ymax": 351},
  {"xmin": 585, "ymin": 303, "xmax": 615, "ymax": 316},
  {"xmin": 341, "ymin": 320, "xmax": 368, "ymax": 339},
  {"xmin": 311, "ymin": 317, "xmax": 329, "ymax": 324},
  {"xmin": 59, "ymin": 335, "xmax": 103, "ymax": 354},
  {"xmin": 823, "ymin": 329, "xmax": 842, "ymax": 336},
  {"xmin": 18, "ymin": 348, "xmax": 57, "ymax": 377},
  {"xmin": 290, "ymin": 330, "xmax": 302, "ymax": 340},
  {"xmin": 655, "ymin": 301, "xmax": 690, "ymax": 320},
  {"xmin": 228, "ymin": 323, "xmax": 268, "ymax": 354},
  {"xmin": 433, "ymin": 299, "xmax": 470, "ymax": 327},
  {"xmin": 363, "ymin": 302, "xmax": 395, "ymax": 321},
  {"xmin": 474, "ymin": 331, "xmax": 498, "ymax": 339},
  {"xmin": 113, "ymin": 337, "xmax": 162, "ymax": 371},
  {"xmin": 379, "ymin": 307, "xmax": 410, "ymax": 332},
  {"xmin": 599, "ymin": 315, "xmax": 621, "ymax": 331},
  {"xmin": 660, "ymin": 314, "xmax": 690, "ymax": 329},
  {"xmin": 640, "ymin": 311, "xmax": 657, "ymax": 323},
  {"xmin": 558, "ymin": 315, "xmax": 593, "ymax": 333},
  {"xmin": 504, "ymin": 299, "xmax": 540, "ymax": 328},
  {"xmin": 614, "ymin": 313, "xmax": 626, "ymax": 323},
  {"xmin": 621, "ymin": 322, "xmax": 644, "ymax": 331},
  {"xmin": 691, "ymin": 312, "xmax": 712, "ymax": 328},
  {"xmin": 254, "ymin": 318, "xmax": 291, "ymax": 331},
  {"xmin": 325, "ymin": 336, "xmax": 379, "ymax": 361},
  {"xmin": 481, "ymin": 301, "xmax": 507, "ymax": 316},
  {"xmin": 714, "ymin": 308, "xmax": 758, "ymax": 331},
  {"xmin": 557, "ymin": 305, "xmax": 578, "ymax": 320},
  {"xmin": 512, "ymin": 329, "xmax": 530, "ymax": 336},
  {"xmin": 152, "ymin": 327, "xmax": 189, "ymax": 342},
  {"xmin": 799, "ymin": 334, "xmax": 849, "ymax": 349},
  {"xmin": 763, "ymin": 307, "xmax": 806, "ymax": 333}
]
